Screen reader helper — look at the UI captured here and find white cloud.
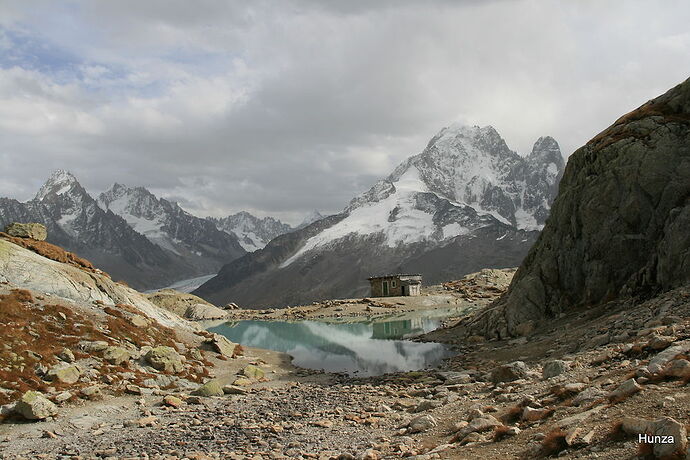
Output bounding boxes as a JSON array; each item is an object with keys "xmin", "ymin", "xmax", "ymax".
[{"xmin": 0, "ymin": 0, "xmax": 688, "ymax": 224}]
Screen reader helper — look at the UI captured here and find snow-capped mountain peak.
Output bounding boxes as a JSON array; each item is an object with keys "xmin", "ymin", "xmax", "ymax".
[
  {"xmin": 210, "ymin": 212, "xmax": 292, "ymax": 252},
  {"xmin": 34, "ymin": 169, "xmax": 81, "ymax": 202},
  {"xmin": 296, "ymin": 210, "xmax": 324, "ymax": 229},
  {"xmin": 280, "ymin": 124, "xmax": 565, "ymax": 267}
]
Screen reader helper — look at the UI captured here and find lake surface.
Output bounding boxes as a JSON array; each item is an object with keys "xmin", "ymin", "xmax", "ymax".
[{"xmin": 208, "ymin": 312, "xmax": 456, "ymax": 377}]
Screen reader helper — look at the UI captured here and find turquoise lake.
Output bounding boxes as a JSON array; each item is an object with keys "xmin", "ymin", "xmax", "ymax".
[{"xmin": 208, "ymin": 312, "xmax": 457, "ymax": 377}]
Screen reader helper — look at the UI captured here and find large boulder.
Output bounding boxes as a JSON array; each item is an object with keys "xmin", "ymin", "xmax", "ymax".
[
  {"xmin": 461, "ymin": 77, "xmax": 690, "ymax": 338},
  {"xmin": 46, "ymin": 364, "xmax": 81, "ymax": 384},
  {"xmin": 102, "ymin": 346, "xmax": 131, "ymax": 365},
  {"xmin": 209, "ymin": 334, "xmax": 239, "ymax": 357},
  {"xmin": 192, "ymin": 379, "xmax": 224, "ymax": 397},
  {"xmin": 489, "ymin": 361, "xmax": 529, "ymax": 383},
  {"xmin": 145, "ymin": 346, "xmax": 184, "ymax": 373},
  {"xmin": 14, "ymin": 391, "xmax": 58, "ymax": 420},
  {"xmin": 184, "ymin": 303, "xmax": 228, "ymax": 320},
  {"xmin": 4, "ymin": 222, "xmax": 47, "ymax": 241}
]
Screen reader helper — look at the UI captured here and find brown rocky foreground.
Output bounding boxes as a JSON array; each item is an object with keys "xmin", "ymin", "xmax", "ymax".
[{"xmin": 0, "ymin": 277, "xmax": 688, "ymax": 459}]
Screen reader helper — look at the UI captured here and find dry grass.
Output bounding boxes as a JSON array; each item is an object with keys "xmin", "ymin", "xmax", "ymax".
[
  {"xmin": 492, "ymin": 425, "xmax": 512, "ymax": 442},
  {"xmin": 606, "ymin": 421, "xmax": 627, "ymax": 442},
  {"xmin": 540, "ymin": 428, "xmax": 568, "ymax": 457},
  {"xmin": 0, "ymin": 289, "xmax": 210, "ymax": 409},
  {"xmin": 500, "ymin": 404, "xmax": 523, "ymax": 425}
]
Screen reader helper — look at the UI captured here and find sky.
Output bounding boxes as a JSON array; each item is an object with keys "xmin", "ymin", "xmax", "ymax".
[{"xmin": 0, "ymin": 1, "xmax": 689, "ymax": 224}]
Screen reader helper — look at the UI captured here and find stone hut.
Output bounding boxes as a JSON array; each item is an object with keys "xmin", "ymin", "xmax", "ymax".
[{"xmin": 367, "ymin": 274, "xmax": 422, "ymax": 297}]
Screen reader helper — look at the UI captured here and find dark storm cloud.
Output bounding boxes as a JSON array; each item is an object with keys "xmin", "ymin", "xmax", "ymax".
[{"xmin": 0, "ymin": 0, "xmax": 688, "ymax": 223}]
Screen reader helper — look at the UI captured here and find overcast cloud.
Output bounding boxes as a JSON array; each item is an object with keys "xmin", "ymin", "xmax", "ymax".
[{"xmin": 1, "ymin": 0, "xmax": 689, "ymax": 224}]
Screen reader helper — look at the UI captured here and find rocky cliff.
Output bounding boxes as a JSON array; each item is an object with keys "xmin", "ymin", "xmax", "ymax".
[{"xmin": 463, "ymin": 77, "xmax": 690, "ymax": 339}]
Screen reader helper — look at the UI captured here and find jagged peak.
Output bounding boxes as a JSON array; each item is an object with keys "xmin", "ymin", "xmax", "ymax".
[
  {"xmin": 529, "ymin": 136, "xmax": 565, "ymax": 167},
  {"xmin": 34, "ymin": 169, "xmax": 81, "ymax": 201}
]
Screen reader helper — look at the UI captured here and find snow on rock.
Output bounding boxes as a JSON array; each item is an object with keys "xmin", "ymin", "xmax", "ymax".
[
  {"xmin": 281, "ymin": 124, "xmax": 564, "ymax": 268},
  {"xmin": 211, "ymin": 211, "xmax": 292, "ymax": 252}
]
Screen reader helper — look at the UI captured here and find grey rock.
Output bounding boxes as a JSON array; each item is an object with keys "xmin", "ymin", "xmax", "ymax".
[
  {"xmin": 542, "ymin": 360, "xmax": 569, "ymax": 379},
  {"xmin": 489, "ymin": 361, "xmax": 529, "ymax": 383},
  {"xmin": 184, "ymin": 303, "xmax": 228, "ymax": 320},
  {"xmin": 407, "ymin": 414, "xmax": 438, "ymax": 433},
  {"xmin": 608, "ymin": 378, "xmax": 643, "ymax": 402},
  {"xmin": 14, "ymin": 391, "xmax": 58, "ymax": 420},
  {"xmin": 145, "ymin": 346, "xmax": 184, "ymax": 373}
]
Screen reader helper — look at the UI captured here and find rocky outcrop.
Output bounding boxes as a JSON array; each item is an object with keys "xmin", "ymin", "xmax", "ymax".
[
  {"xmin": 146, "ymin": 289, "xmax": 218, "ymax": 319},
  {"xmin": 3, "ymin": 222, "xmax": 47, "ymax": 240},
  {"xmin": 0, "ymin": 238, "xmax": 194, "ymax": 332},
  {"xmin": 463, "ymin": 77, "xmax": 690, "ymax": 338}
]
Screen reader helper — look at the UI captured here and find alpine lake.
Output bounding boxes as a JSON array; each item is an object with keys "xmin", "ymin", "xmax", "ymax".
[{"xmin": 207, "ymin": 307, "xmax": 463, "ymax": 377}]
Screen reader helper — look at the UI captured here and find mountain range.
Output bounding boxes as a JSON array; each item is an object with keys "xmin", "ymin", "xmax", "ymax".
[
  {"xmin": 193, "ymin": 124, "xmax": 566, "ymax": 308},
  {"xmin": 0, "ymin": 172, "xmax": 293, "ymax": 290}
]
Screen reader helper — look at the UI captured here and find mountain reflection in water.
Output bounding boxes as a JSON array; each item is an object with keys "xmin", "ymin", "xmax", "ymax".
[{"xmin": 208, "ymin": 316, "xmax": 455, "ymax": 377}]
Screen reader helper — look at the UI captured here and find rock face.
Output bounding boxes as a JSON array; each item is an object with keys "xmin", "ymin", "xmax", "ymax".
[
  {"xmin": 195, "ymin": 125, "xmax": 563, "ymax": 308},
  {"xmin": 0, "ymin": 171, "xmax": 210, "ymax": 290},
  {"xmin": 463, "ymin": 78, "xmax": 690, "ymax": 338},
  {"xmin": 97, "ymin": 183, "xmax": 245, "ymax": 281},
  {"xmin": 3, "ymin": 222, "xmax": 47, "ymax": 240},
  {"xmin": 0, "ymin": 238, "xmax": 194, "ymax": 332}
]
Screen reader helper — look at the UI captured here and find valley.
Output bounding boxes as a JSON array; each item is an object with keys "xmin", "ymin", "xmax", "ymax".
[{"xmin": 0, "ymin": 65, "xmax": 688, "ymax": 460}]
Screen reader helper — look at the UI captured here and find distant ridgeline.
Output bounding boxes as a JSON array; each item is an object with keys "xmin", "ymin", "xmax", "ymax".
[
  {"xmin": 193, "ymin": 124, "xmax": 566, "ymax": 308},
  {"xmin": 0, "ymin": 172, "xmax": 292, "ymax": 290}
]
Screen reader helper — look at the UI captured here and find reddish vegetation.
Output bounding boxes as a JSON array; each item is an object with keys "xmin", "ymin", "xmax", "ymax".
[
  {"xmin": 0, "ymin": 232, "xmax": 104, "ymax": 275},
  {"xmin": 540, "ymin": 428, "xmax": 568, "ymax": 457},
  {"xmin": 0, "ymin": 289, "xmax": 101, "ymax": 406},
  {"xmin": 0, "ymin": 290, "xmax": 208, "ymax": 410},
  {"xmin": 588, "ymin": 98, "xmax": 690, "ymax": 151},
  {"xmin": 492, "ymin": 425, "xmax": 512, "ymax": 442}
]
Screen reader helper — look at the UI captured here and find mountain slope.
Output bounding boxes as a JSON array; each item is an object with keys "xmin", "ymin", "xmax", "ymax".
[
  {"xmin": 0, "ymin": 171, "xmax": 191, "ymax": 289},
  {"xmin": 209, "ymin": 211, "xmax": 292, "ymax": 252},
  {"xmin": 459, "ymin": 77, "xmax": 690, "ymax": 339},
  {"xmin": 194, "ymin": 125, "xmax": 564, "ymax": 308},
  {"xmin": 0, "ymin": 171, "xmax": 243, "ymax": 290},
  {"xmin": 98, "ymin": 183, "xmax": 245, "ymax": 275}
]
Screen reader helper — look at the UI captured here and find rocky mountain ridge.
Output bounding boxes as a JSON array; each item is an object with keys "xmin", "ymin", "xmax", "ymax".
[
  {"xmin": 208, "ymin": 211, "xmax": 293, "ymax": 252},
  {"xmin": 97, "ymin": 182, "xmax": 245, "ymax": 276},
  {"xmin": 2, "ymin": 171, "xmax": 255, "ymax": 290},
  {"xmin": 194, "ymin": 124, "xmax": 564, "ymax": 308},
  {"xmin": 0, "ymin": 171, "xmax": 186, "ymax": 290}
]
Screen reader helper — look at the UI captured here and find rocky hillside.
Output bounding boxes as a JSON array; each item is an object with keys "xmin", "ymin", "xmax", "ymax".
[
  {"xmin": 0, "ymin": 171, "xmax": 246, "ymax": 290},
  {"xmin": 194, "ymin": 125, "xmax": 563, "ymax": 308},
  {"xmin": 456, "ymin": 78, "xmax": 690, "ymax": 340},
  {"xmin": 209, "ymin": 211, "xmax": 292, "ymax": 252}
]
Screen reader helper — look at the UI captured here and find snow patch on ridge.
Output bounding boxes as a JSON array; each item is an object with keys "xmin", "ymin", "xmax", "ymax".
[{"xmin": 280, "ymin": 167, "xmax": 467, "ymax": 268}]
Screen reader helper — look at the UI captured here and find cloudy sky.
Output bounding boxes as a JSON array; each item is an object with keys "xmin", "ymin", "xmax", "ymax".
[{"xmin": 1, "ymin": 0, "xmax": 688, "ymax": 224}]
